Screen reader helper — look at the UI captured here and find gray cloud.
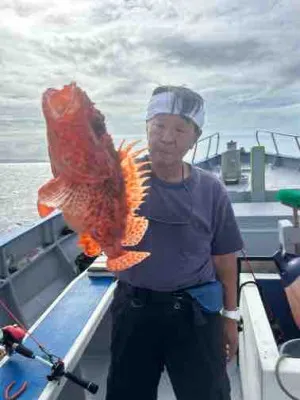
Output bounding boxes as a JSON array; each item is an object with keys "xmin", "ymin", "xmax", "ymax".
[
  {"xmin": 279, "ymin": 62, "xmax": 300, "ymax": 85},
  {"xmin": 1, "ymin": 0, "xmax": 300, "ymax": 160},
  {"xmin": 144, "ymin": 36, "xmax": 270, "ymax": 68}
]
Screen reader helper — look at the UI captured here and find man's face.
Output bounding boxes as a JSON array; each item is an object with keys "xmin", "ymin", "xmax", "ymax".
[{"xmin": 147, "ymin": 114, "xmax": 197, "ymax": 166}]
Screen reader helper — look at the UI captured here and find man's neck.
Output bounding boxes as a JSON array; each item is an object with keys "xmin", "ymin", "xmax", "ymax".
[{"xmin": 151, "ymin": 161, "xmax": 190, "ymax": 183}]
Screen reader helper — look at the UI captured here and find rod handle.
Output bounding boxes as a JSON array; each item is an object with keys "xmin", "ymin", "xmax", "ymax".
[{"xmin": 64, "ymin": 371, "xmax": 99, "ymax": 394}]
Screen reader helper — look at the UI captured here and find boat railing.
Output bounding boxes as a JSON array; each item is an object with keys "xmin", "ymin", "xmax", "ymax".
[
  {"xmin": 0, "ymin": 212, "xmax": 82, "ymax": 326},
  {"xmin": 192, "ymin": 132, "xmax": 220, "ymax": 163},
  {"xmin": 256, "ymin": 129, "xmax": 300, "ymax": 156},
  {"xmin": 0, "ymin": 212, "xmax": 76, "ymax": 279}
]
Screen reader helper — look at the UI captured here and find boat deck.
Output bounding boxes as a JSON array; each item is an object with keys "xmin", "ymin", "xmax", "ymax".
[
  {"xmin": 0, "ymin": 271, "xmax": 243, "ymax": 399},
  {"xmin": 73, "ymin": 271, "xmax": 243, "ymax": 400},
  {"xmin": 0, "ymin": 272, "xmax": 116, "ymax": 400},
  {"xmin": 211, "ymin": 163, "xmax": 300, "ymax": 193}
]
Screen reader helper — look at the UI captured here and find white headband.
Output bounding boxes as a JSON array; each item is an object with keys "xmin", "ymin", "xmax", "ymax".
[{"xmin": 146, "ymin": 91, "xmax": 205, "ymax": 129}]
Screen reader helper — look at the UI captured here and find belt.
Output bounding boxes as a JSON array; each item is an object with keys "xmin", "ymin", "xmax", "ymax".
[
  {"xmin": 118, "ymin": 281, "xmax": 185, "ymax": 302},
  {"xmin": 117, "ymin": 281, "xmax": 206, "ymax": 326}
]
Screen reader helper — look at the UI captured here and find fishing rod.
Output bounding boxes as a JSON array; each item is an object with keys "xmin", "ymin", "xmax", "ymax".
[
  {"xmin": 0, "ymin": 298, "xmax": 99, "ymax": 397},
  {"xmin": 0, "ymin": 324, "xmax": 99, "ymax": 396}
]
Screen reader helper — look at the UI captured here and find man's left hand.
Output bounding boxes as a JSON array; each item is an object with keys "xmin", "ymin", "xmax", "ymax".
[{"xmin": 223, "ymin": 318, "xmax": 239, "ymax": 362}]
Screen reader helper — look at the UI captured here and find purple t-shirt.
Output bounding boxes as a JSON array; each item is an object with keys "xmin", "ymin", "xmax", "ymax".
[{"xmin": 115, "ymin": 165, "xmax": 244, "ymax": 291}]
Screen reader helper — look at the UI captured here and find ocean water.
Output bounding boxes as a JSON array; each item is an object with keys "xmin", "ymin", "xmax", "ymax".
[
  {"xmin": 0, "ymin": 163, "xmax": 52, "ymax": 234},
  {"xmin": 0, "ymin": 133, "xmax": 298, "ymax": 236}
]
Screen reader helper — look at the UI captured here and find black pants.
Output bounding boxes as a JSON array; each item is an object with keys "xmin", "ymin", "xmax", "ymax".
[{"xmin": 105, "ymin": 282, "xmax": 231, "ymax": 400}]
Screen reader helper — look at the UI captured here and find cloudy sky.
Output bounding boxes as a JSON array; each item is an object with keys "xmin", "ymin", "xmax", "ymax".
[{"xmin": 1, "ymin": 0, "xmax": 300, "ymax": 161}]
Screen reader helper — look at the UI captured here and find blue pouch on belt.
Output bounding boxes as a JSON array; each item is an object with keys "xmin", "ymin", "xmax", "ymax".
[{"xmin": 185, "ymin": 280, "xmax": 223, "ymax": 313}]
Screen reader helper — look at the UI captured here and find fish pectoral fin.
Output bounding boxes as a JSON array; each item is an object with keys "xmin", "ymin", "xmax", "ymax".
[
  {"xmin": 107, "ymin": 251, "xmax": 150, "ymax": 271},
  {"xmin": 78, "ymin": 233, "xmax": 102, "ymax": 257},
  {"xmin": 38, "ymin": 178, "xmax": 93, "ymax": 232},
  {"xmin": 37, "ymin": 177, "xmax": 73, "ymax": 212},
  {"xmin": 121, "ymin": 216, "xmax": 149, "ymax": 246},
  {"xmin": 37, "ymin": 176, "xmax": 66, "ymax": 217},
  {"xmin": 37, "ymin": 201, "xmax": 56, "ymax": 217}
]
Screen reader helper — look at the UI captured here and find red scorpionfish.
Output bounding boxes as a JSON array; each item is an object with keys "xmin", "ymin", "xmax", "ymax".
[{"xmin": 37, "ymin": 82, "xmax": 151, "ymax": 271}]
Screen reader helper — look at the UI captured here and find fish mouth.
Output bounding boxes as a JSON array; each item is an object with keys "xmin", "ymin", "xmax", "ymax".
[
  {"xmin": 43, "ymin": 82, "xmax": 107, "ymax": 137},
  {"xmin": 43, "ymin": 83, "xmax": 78, "ymax": 119}
]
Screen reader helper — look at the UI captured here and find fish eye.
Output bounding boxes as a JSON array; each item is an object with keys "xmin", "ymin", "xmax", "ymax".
[{"xmin": 91, "ymin": 113, "xmax": 106, "ymax": 137}]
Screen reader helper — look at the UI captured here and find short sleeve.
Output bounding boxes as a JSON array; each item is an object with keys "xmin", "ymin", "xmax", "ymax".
[{"xmin": 211, "ymin": 191, "xmax": 244, "ymax": 255}]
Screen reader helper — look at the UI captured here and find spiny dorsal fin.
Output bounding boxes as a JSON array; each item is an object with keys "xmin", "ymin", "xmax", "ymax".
[{"xmin": 118, "ymin": 141, "xmax": 151, "ymax": 216}]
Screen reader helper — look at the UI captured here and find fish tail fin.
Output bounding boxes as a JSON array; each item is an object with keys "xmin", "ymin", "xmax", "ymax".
[
  {"xmin": 107, "ymin": 250, "xmax": 150, "ymax": 271},
  {"xmin": 78, "ymin": 233, "xmax": 102, "ymax": 257}
]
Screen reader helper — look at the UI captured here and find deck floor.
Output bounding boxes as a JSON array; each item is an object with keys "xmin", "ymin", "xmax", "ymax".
[
  {"xmin": 52, "ymin": 277, "xmax": 244, "ymax": 400},
  {"xmin": 82, "ymin": 354, "xmax": 242, "ymax": 400},
  {"xmin": 76, "ymin": 298, "xmax": 243, "ymax": 400}
]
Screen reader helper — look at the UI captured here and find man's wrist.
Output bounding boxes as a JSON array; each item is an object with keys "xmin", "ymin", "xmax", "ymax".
[{"xmin": 221, "ymin": 307, "xmax": 240, "ymax": 321}]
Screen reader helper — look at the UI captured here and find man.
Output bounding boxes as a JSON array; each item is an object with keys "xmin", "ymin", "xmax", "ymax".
[{"xmin": 106, "ymin": 85, "xmax": 244, "ymax": 400}]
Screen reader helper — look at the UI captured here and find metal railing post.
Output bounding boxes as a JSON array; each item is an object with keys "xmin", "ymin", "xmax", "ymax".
[
  {"xmin": 271, "ymin": 132, "xmax": 279, "ymax": 155},
  {"xmin": 256, "ymin": 129, "xmax": 300, "ymax": 157},
  {"xmin": 192, "ymin": 132, "xmax": 220, "ymax": 163}
]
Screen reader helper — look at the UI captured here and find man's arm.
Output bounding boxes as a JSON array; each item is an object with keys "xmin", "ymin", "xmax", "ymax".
[
  {"xmin": 210, "ymin": 184, "xmax": 243, "ymax": 361},
  {"xmin": 213, "ymin": 252, "xmax": 239, "ymax": 362},
  {"xmin": 213, "ymin": 252, "xmax": 238, "ymax": 310}
]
